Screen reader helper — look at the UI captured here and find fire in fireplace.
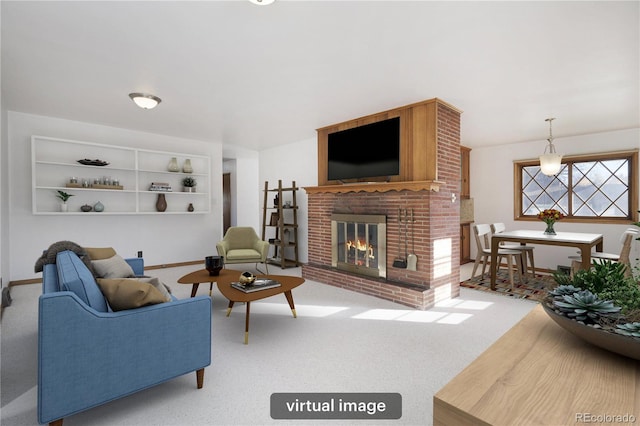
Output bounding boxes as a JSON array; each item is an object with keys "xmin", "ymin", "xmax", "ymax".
[{"xmin": 331, "ymin": 213, "xmax": 387, "ymax": 279}]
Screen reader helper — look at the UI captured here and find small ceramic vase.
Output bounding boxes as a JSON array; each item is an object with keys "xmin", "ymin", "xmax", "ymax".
[
  {"xmin": 167, "ymin": 157, "xmax": 179, "ymax": 172},
  {"xmin": 93, "ymin": 201, "xmax": 104, "ymax": 212},
  {"xmin": 182, "ymin": 159, "xmax": 193, "ymax": 174},
  {"xmin": 188, "ymin": 203, "xmax": 194, "ymax": 212}
]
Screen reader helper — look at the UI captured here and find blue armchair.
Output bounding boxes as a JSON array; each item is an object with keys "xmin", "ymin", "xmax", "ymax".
[{"xmin": 38, "ymin": 250, "xmax": 211, "ymax": 426}]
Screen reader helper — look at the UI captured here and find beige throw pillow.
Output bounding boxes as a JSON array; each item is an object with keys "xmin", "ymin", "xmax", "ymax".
[
  {"xmin": 85, "ymin": 247, "xmax": 117, "ymax": 260},
  {"xmin": 135, "ymin": 277, "xmax": 172, "ymax": 301},
  {"xmin": 92, "ymin": 254, "xmax": 135, "ymax": 279},
  {"xmin": 97, "ymin": 278, "xmax": 168, "ymax": 311}
]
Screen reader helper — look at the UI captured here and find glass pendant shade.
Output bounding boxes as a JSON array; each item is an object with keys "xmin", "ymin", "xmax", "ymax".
[
  {"xmin": 539, "ymin": 117, "xmax": 562, "ymax": 176},
  {"xmin": 129, "ymin": 93, "xmax": 161, "ymax": 109},
  {"xmin": 539, "ymin": 153, "xmax": 562, "ymax": 176},
  {"xmin": 249, "ymin": 0, "xmax": 275, "ymax": 4}
]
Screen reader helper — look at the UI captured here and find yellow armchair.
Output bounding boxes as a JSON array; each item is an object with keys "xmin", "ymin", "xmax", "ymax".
[{"xmin": 216, "ymin": 227, "xmax": 270, "ymax": 274}]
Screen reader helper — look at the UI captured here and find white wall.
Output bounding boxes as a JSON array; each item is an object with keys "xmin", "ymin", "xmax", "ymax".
[
  {"xmin": 469, "ymin": 128, "xmax": 640, "ymax": 272},
  {"xmin": 259, "ymin": 137, "xmax": 317, "ymax": 264},
  {"xmin": 7, "ymin": 112, "xmax": 224, "ymax": 281}
]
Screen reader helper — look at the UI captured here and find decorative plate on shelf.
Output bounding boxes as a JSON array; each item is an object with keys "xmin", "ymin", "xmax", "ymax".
[{"xmin": 77, "ymin": 159, "xmax": 110, "ymax": 166}]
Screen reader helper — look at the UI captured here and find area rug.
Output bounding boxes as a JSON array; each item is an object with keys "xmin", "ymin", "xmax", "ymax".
[{"xmin": 461, "ymin": 270, "xmax": 558, "ymax": 301}]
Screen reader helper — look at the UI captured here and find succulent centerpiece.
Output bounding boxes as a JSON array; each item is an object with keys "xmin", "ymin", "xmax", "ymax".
[{"xmin": 542, "ymin": 258, "xmax": 640, "ymax": 360}]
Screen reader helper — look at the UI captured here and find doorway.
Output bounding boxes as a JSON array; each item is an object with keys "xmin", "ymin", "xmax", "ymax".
[{"xmin": 223, "ymin": 173, "xmax": 231, "ymax": 235}]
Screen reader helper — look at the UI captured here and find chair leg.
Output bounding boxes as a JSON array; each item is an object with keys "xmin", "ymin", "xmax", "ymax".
[
  {"xmin": 528, "ymin": 250, "xmax": 535, "ymax": 276},
  {"xmin": 506, "ymin": 255, "xmax": 515, "ymax": 288},
  {"xmin": 471, "ymin": 255, "xmax": 482, "ymax": 278},
  {"xmin": 481, "ymin": 255, "xmax": 488, "ymax": 279},
  {"xmin": 255, "ymin": 262, "xmax": 270, "ymax": 275},
  {"xmin": 49, "ymin": 420, "xmax": 63, "ymax": 426},
  {"xmin": 570, "ymin": 260, "xmax": 581, "ymax": 277},
  {"xmin": 196, "ymin": 368, "xmax": 205, "ymax": 389},
  {"xmin": 515, "ymin": 254, "xmax": 524, "ymax": 285}
]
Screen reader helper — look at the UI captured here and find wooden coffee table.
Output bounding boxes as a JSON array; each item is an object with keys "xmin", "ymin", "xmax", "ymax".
[{"xmin": 178, "ymin": 268, "xmax": 305, "ymax": 344}]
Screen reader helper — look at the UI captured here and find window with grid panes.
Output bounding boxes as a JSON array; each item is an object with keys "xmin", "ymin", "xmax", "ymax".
[{"xmin": 515, "ymin": 150, "xmax": 638, "ymax": 223}]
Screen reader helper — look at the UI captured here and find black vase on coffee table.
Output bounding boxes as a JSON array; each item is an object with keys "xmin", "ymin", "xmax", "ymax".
[{"xmin": 205, "ymin": 256, "xmax": 224, "ymax": 276}]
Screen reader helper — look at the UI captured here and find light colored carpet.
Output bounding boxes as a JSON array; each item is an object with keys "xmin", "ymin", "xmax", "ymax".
[{"xmin": 1, "ymin": 263, "xmax": 537, "ymax": 425}]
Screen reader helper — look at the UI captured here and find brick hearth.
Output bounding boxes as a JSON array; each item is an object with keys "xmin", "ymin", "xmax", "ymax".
[{"xmin": 303, "ymin": 100, "xmax": 461, "ymax": 310}]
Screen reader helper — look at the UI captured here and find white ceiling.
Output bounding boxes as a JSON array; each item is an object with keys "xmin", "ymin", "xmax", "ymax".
[{"xmin": 2, "ymin": 1, "xmax": 638, "ymax": 151}]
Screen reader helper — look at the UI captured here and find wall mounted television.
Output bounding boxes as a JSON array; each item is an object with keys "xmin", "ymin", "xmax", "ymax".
[{"xmin": 327, "ymin": 117, "xmax": 400, "ymax": 181}]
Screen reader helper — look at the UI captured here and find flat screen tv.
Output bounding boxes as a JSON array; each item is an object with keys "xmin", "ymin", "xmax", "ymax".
[{"xmin": 327, "ymin": 117, "xmax": 400, "ymax": 181}]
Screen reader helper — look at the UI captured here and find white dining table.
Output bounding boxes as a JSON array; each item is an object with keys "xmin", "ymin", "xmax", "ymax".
[{"xmin": 490, "ymin": 230, "xmax": 604, "ymax": 290}]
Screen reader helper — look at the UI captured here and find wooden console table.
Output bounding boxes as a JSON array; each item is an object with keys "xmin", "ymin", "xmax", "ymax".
[{"xmin": 433, "ymin": 305, "xmax": 640, "ymax": 425}]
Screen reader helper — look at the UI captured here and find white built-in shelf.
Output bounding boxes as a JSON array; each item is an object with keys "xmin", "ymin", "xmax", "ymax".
[{"xmin": 32, "ymin": 136, "xmax": 211, "ymax": 215}]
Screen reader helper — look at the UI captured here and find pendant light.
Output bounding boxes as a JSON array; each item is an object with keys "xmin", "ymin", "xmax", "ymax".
[
  {"xmin": 539, "ymin": 117, "xmax": 562, "ymax": 176},
  {"xmin": 129, "ymin": 93, "xmax": 162, "ymax": 109},
  {"xmin": 249, "ymin": 0, "xmax": 275, "ymax": 4}
]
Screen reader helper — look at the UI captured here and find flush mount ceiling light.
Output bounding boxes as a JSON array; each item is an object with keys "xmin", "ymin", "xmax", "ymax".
[
  {"xmin": 128, "ymin": 93, "xmax": 162, "ymax": 109},
  {"xmin": 249, "ymin": 0, "xmax": 275, "ymax": 5},
  {"xmin": 539, "ymin": 117, "xmax": 563, "ymax": 176}
]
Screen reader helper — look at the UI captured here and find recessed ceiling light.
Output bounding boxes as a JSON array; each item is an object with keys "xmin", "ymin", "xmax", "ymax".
[
  {"xmin": 129, "ymin": 93, "xmax": 162, "ymax": 109},
  {"xmin": 249, "ymin": 0, "xmax": 275, "ymax": 5}
]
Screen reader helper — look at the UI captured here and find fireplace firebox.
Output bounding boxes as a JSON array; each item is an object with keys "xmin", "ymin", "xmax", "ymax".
[{"xmin": 331, "ymin": 214, "xmax": 387, "ymax": 279}]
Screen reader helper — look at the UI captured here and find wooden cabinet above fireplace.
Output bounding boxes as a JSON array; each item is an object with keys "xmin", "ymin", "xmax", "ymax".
[{"xmin": 314, "ymin": 98, "xmax": 462, "ymax": 191}]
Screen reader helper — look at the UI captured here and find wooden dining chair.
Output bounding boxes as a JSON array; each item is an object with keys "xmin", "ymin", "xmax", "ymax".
[
  {"xmin": 569, "ymin": 227, "xmax": 638, "ymax": 276},
  {"xmin": 491, "ymin": 223, "xmax": 536, "ymax": 277},
  {"xmin": 472, "ymin": 224, "xmax": 524, "ymax": 288}
]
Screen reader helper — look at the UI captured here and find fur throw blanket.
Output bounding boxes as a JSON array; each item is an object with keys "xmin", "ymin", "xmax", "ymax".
[{"xmin": 34, "ymin": 240, "xmax": 94, "ymax": 274}]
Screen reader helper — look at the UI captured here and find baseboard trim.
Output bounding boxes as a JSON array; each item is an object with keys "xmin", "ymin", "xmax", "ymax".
[{"xmin": 144, "ymin": 260, "xmax": 202, "ymax": 270}]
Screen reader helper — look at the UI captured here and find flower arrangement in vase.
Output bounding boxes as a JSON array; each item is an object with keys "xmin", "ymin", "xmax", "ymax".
[{"xmin": 537, "ymin": 208, "xmax": 565, "ymax": 235}]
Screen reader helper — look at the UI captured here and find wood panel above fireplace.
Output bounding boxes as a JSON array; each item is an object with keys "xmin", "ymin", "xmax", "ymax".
[{"xmin": 315, "ymin": 98, "xmax": 463, "ymax": 188}]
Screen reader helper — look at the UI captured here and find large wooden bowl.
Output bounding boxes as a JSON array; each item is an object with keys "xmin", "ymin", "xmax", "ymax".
[{"xmin": 542, "ymin": 302, "xmax": 640, "ymax": 361}]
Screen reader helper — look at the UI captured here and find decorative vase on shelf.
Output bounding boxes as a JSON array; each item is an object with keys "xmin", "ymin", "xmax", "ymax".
[
  {"xmin": 156, "ymin": 193, "xmax": 167, "ymax": 212},
  {"xmin": 188, "ymin": 203, "xmax": 194, "ymax": 212},
  {"xmin": 93, "ymin": 201, "xmax": 104, "ymax": 212},
  {"xmin": 168, "ymin": 157, "xmax": 179, "ymax": 172},
  {"xmin": 182, "ymin": 159, "xmax": 193, "ymax": 174},
  {"xmin": 60, "ymin": 203, "xmax": 68, "ymax": 213}
]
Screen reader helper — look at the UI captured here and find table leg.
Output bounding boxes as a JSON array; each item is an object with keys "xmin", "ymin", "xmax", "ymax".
[
  {"xmin": 209, "ymin": 282, "xmax": 213, "ymax": 297},
  {"xmin": 244, "ymin": 302, "xmax": 251, "ymax": 345},
  {"xmin": 284, "ymin": 290, "xmax": 297, "ymax": 318},
  {"xmin": 579, "ymin": 245, "xmax": 592, "ymax": 270},
  {"xmin": 226, "ymin": 300, "xmax": 235, "ymax": 317},
  {"xmin": 490, "ymin": 238, "xmax": 499, "ymax": 290},
  {"xmin": 190, "ymin": 283, "xmax": 200, "ymax": 298}
]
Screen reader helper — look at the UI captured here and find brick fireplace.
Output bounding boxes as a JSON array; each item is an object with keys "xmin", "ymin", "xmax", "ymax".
[{"xmin": 303, "ymin": 99, "xmax": 461, "ymax": 310}]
